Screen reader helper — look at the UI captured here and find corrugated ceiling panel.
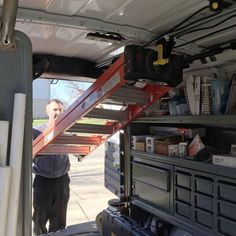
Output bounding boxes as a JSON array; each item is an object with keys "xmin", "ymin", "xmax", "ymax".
[
  {"xmin": 76, "ymin": 0, "xmax": 128, "ymax": 19},
  {"xmin": 18, "ymin": 0, "xmax": 129, "ymax": 17},
  {"xmin": 70, "ymin": 41, "xmax": 114, "ymax": 59},
  {"xmin": 24, "ymin": 23, "xmax": 116, "ymax": 60},
  {"xmin": 54, "ymin": 27, "xmax": 85, "ymax": 42},
  {"xmin": 102, "ymin": 0, "xmax": 207, "ymax": 31},
  {"xmin": 18, "ymin": 0, "xmax": 54, "ymax": 10},
  {"xmin": 29, "ymin": 24, "xmax": 59, "ymax": 39},
  {"xmin": 46, "ymin": 0, "xmax": 90, "ymax": 15},
  {"xmin": 15, "ymin": 22, "xmax": 34, "ymax": 35}
]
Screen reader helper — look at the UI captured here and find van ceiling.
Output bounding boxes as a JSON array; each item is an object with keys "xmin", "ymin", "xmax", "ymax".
[{"xmin": 1, "ymin": 0, "xmax": 236, "ymax": 80}]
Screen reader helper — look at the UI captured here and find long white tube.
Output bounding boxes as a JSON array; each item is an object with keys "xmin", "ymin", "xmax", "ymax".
[
  {"xmin": 0, "ymin": 121, "xmax": 9, "ymax": 166},
  {"xmin": 6, "ymin": 93, "xmax": 26, "ymax": 236},
  {"xmin": 0, "ymin": 167, "xmax": 11, "ymax": 236}
]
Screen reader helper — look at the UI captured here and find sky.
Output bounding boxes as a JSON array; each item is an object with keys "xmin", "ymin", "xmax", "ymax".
[{"xmin": 51, "ymin": 80, "xmax": 92, "ymax": 107}]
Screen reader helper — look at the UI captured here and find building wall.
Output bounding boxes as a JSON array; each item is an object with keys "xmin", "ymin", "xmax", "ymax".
[{"xmin": 33, "ymin": 79, "xmax": 50, "ymax": 119}]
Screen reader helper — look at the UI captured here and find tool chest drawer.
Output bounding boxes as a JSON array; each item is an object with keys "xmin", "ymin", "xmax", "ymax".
[
  {"xmin": 175, "ymin": 187, "xmax": 191, "ymax": 204},
  {"xmin": 132, "ymin": 162, "xmax": 170, "ymax": 191},
  {"xmin": 175, "ymin": 171, "xmax": 191, "ymax": 189},
  {"xmin": 219, "ymin": 200, "xmax": 236, "ymax": 221},
  {"xmin": 218, "ymin": 217, "xmax": 236, "ymax": 236},
  {"xmin": 194, "ymin": 209, "xmax": 214, "ymax": 229},
  {"xmin": 218, "ymin": 182, "xmax": 236, "ymax": 203},
  {"xmin": 195, "ymin": 176, "xmax": 214, "ymax": 196},
  {"xmin": 133, "ymin": 179, "xmax": 171, "ymax": 212},
  {"xmin": 194, "ymin": 194, "xmax": 213, "ymax": 212},
  {"xmin": 175, "ymin": 201, "xmax": 191, "ymax": 219}
]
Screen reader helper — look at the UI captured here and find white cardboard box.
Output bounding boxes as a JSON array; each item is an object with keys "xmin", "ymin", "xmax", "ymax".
[
  {"xmin": 213, "ymin": 154, "xmax": 236, "ymax": 168},
  {"xmin": 131, "ymin": 135, "xmax": 146, "ymax": 150},
  {"xmin": 231, "ymin": 144, "xmax": 236, "ymax": 155},
  {"xmin": 146, "ymin": 136, "xmax": 155, "ymax": 153}
]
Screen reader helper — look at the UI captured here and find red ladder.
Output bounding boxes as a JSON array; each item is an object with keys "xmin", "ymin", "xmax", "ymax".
[{"xmin": 33, "ymin": 54, "xmax": 170, "ymax": 157}]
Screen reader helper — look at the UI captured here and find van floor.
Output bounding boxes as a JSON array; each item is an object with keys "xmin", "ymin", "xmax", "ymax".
[{"xmin": 41, "ymin": 221, "xmax": 100, "ymax": 236}]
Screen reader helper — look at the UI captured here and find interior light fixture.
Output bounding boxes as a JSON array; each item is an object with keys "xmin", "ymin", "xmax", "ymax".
[
  {"xmin": 209, "ymin": 0, "xmax": 230, "ymax": 11},
  {"xmin": 86, "ymin": 32, "xmax": 124, "ymax": 44}
]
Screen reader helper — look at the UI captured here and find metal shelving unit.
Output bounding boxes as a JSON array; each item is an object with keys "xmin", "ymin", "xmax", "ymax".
[
  {"xmin": 128, "ymin": 114, "xmax": 236, "ymax": 236},
  {"xmin": 135, "ymin": 115, "xmax": 236, "ymax": 126}
]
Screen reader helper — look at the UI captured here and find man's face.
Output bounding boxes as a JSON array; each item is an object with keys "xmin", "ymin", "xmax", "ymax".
[{"xmin": 46, "ymin": 101, "xmax": 64, "ymax": 123}]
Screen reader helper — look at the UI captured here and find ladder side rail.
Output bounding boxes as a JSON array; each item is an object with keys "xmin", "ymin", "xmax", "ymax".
[{"xmin": 33, "ymin": 55, "xmax": 125, "ymax": 157}]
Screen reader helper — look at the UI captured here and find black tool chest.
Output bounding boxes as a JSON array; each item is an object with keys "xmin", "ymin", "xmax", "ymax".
[{"xmin": 126, "ymin": 116, "xmax": 236, "ymax": 236}]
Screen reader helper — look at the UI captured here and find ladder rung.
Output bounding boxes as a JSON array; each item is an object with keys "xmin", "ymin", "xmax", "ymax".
[
  {"xmin": 55, "ymin": 135, "xmax": 102, "ymax": 145},
  {"xmin": 85, "ymin": 108, "xmax": 128, "ymax": 121},
  {"xmin": 68, "ymin": 123, "xmax": 113, "ymax": 134},
  {"xmin": 41, "ymin": 145, "xmax": 93, "ymax": 155},
  {"xmin": 115, "ymin": 87, "xmax": 150, "ymax": 98},
  {"xmin": 101, "ymin": 99, "xmax": 127, "ymax": 106},
  {"xmin": 107, "ymin": 86, "xmax": 149, "ymax": 105}
]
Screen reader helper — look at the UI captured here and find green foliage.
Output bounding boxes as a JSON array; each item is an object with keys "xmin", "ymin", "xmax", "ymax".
[
  {"xmin": 33, "ymin": 118, "xmax": 107, "ymax": 127},
  {"xmin": 33, "ymin": 119, "xmax": 47, "ymax": 127},
  {"xmin": 77, "ymin": 118, "xmax": 106, "ymax": 125}
]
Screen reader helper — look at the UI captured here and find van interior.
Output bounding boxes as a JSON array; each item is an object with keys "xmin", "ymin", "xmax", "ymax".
[{"xmin": 0, "ymin": 0, "xmax": 236, "ymax": 236}]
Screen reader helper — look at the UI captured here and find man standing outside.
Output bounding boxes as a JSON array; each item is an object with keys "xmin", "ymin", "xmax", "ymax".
[{"xmin": 32, "ymin": 99, "xmax": 71, "ymax": 235}]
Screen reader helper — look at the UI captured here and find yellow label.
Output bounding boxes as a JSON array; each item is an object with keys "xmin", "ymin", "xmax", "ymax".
[{"xmin": 153, "ymin": 44, "xmax": 169, "ymax": 65}]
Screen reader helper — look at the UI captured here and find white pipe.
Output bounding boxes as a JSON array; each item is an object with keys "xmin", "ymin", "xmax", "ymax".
[
  {"xmin": 0, "ymin": 167, "xmax": 11, "ymax": 236},
  {"xmin": 0, "ymin": 121, "xmax": 9, "ymax": 166},
  {"xmin": 6, "ymin": 93, "xmax": 26, "ymax": 236}
]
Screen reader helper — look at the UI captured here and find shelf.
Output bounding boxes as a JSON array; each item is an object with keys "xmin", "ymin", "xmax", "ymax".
[
  {"xmin": 131, "ymin": 150, "xmax": 236, "ymax": 179},
  {"xmin": 134, "ymin": 115, "xmax": 236, "ymax": 125}
]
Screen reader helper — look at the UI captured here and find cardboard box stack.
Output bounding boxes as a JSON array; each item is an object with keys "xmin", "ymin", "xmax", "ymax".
[{"xmin": 132, "ymin": 126, "xmax": 206, "ymax": 159}]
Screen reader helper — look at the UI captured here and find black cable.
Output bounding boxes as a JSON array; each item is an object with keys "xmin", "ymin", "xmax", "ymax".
[
  {"xmin": 176, "ymin": 13, "xmax": 236, "ymax": 38},
  {"xmin": 174, "ymin": 24, "xmax": 236, "ymax": 49},
  {"xmin": 167, "ymin": 6, "xmax": 209, "ymax": 31},
  {"xmin": 143, "ymin": 5, "xmax": 209, "ymax": 47},
  {"xmin": 172, "ymin": 10, "xmax": 221, "ymax": 33}
]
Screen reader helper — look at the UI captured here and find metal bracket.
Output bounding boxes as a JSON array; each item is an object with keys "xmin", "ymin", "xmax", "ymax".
[{"xmin": 0, "ymin": 0, "xmax": 18, "ymax": 48}]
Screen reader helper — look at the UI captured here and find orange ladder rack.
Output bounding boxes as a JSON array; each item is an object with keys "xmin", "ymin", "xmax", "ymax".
[{"xmin": 33, "ymin": 54, "xmax": 170, "ymax": 158}]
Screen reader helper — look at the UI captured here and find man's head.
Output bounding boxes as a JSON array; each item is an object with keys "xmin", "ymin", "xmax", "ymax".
[{"xmin": 46, "ymin": 99, "xmax": 64, "ymax": 124}]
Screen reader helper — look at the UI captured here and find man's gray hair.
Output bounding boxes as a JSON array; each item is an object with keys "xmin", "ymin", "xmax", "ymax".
[{"xmin": 47, "ymin": 99, "xmax": 63, "ymax": 106}]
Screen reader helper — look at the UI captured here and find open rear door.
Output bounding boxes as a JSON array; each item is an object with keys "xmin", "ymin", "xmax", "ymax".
[{"xmin": 0, "ymin": 31, "xmax": 32, "ymax": 236}]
